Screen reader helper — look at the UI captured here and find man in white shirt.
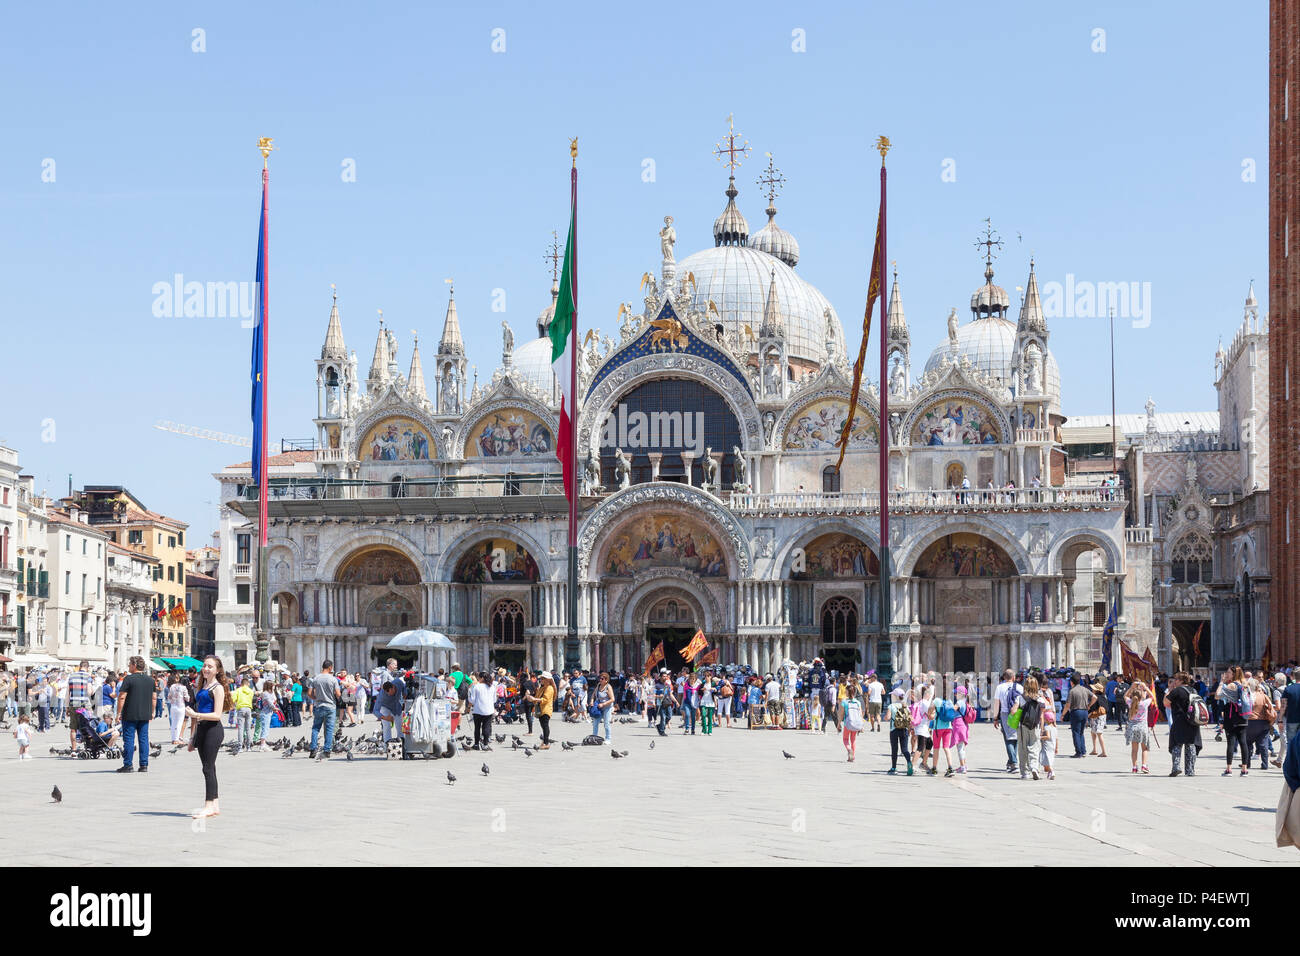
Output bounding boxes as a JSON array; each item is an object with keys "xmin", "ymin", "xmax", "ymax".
[
  {"xmin": 764, "ymin": 674, "xmax": 783, "ymax": 727},
  {"xmin": 469, "ymin": 674, "xmax": 496, "ymax": 750},
  {"xmin": 990, "ymin": 668, "xmax": 1023, "ymax": 772},
  {"xmin": 866, "ymin": 675, "xmax": 885, "ymax": 732}
]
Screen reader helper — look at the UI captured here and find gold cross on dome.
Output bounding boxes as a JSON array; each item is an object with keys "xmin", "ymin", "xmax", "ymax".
[
  {"xmin": 713, "ymin": 113, "xmax": 751, "ymax": 174},
  {"xmin": 756, "ymin": 152, "xmax": 786, "ymax": 203}
]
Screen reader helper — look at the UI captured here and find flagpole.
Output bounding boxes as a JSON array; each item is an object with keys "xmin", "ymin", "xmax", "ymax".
[
  {"xmin": 875, "ymin": 137, "xmax": 892, "ymax": 683},
  {"xmin": 565, "ymin": 140, "xmax": 580, "ymax": 674},
  {"xmin": 255, "ymin": 139, "xmax": 272, "ymax": 665}
]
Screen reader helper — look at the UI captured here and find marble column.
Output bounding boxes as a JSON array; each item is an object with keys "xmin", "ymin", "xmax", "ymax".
[{"xmin": 647, "ymin": 453, "xmax": 662, "ymax": 482}]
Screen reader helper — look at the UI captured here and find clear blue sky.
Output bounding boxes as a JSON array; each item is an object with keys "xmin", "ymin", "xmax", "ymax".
[{"xmin": 0, "ymin": 0, "xmax": 1267, "ymax": 539}]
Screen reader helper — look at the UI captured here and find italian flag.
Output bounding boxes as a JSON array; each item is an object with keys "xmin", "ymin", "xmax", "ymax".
[{"xmin": 550, "ymin": 195, "xmax": 577, "ymax": 502}]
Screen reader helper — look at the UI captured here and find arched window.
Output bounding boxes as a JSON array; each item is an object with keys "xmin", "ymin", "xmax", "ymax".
[
  {"xmin": 324, "ymin": 366, "xmax": 339, "ymax": 387},
  {"xmin": 1170, "ymin": 533, "xmax": 1212, "ymax": 584},
  {"xmin": 491, "ymin": 599, "xmax": 525, "ymax": 645},
  {"xmin": 822, "ymin": 466, "xmax": 841, "ymax": 493},
  {"xmin": 390, "ymin": 475, "xmax": 406, "ymax": 498},
  {"xmin": 821, "ymin": 597, "xmax": 857, "ymax": 645}
]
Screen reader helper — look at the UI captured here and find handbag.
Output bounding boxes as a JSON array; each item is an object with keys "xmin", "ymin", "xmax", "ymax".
[{"xmin": 1008, "ymin": 708, "xmax": 1022, "ymax": 730}]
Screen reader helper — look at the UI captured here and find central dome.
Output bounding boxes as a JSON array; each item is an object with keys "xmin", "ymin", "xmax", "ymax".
[{"xmin": 676, "ymin": 244, "xmax": 844, "ymax": 367}]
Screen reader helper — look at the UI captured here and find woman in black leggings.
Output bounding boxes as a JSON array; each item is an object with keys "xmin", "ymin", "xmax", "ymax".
[
  {"xmin": 186, "ymin": 655, "xmax": 230, "ymax": 818},
  {"xmin": 1216, "ymin": 666, "xmax": 1249, "ymax": 776}
]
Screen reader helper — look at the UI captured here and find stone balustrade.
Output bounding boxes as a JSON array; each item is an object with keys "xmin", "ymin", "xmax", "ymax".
[{"xmin": 729, "ymin": 486, "xmax": 1127, "ymax": 515}]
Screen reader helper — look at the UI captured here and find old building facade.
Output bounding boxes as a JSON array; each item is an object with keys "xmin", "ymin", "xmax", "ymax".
[{"xmin": 215, "ymin": 158, "xmax": 1149, "ymax": 678}]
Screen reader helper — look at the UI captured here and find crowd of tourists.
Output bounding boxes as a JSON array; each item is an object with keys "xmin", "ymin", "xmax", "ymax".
[{"xmin": 7, "ymin": 653, "xmax": 1299, "ymax": 821}]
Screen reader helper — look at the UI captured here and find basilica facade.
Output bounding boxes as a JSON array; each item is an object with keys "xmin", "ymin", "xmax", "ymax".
[{"xmin": 213, "ymin": 163, "xmax": 1149, "ymax": 678}]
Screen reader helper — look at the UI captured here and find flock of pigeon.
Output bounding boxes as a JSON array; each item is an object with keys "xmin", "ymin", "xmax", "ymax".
[{"xmin": 45, "ymin": 722, "xmax": 804, "ymax": 805}]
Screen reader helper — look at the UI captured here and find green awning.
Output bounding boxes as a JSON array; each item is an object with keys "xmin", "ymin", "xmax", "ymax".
[{"xmin": 155, "ymin": 656, "xmax": 205, "ymax": 671}]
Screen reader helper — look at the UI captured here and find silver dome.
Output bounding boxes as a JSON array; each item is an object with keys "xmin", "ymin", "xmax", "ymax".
[
  {"xmin": 924, "ymin": 314, "xmax": 1060, "ymax": 402},
  {"xmin": 677, "ymin": 244, "xmax": 844, "ymax": 366},
  {"xmin": 512, "ymin": 335, "xmax": 556, "ymax": 400}
]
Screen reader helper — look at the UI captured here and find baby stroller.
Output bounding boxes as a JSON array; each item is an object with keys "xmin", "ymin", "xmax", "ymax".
[{"xmin": 72, "ymin": 707, "xmax": 120, "ymax": 760}]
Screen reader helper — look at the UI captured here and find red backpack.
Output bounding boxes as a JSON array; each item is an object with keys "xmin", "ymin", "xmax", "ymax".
[{"xmin": 961, "ymin": 700, "xmax": 978, "ymax": 724}]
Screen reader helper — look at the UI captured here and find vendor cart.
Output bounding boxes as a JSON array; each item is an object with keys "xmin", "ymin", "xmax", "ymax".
[{"xmin": 393, "ymin": 675, "xmax": 457, "ymax": 760}]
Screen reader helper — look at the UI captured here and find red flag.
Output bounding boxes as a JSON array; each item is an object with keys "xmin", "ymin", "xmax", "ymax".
[
  {"xmin": 699, "ymin": 649, "xmax": 719, "ymax": 666},
  {"xmin": 643, "ymin": 641, "xmax": 664, "ymax": 676},
  {"xmin": 681, "ymin": 629, "xmax": 708, "ymax": 663},
  {"xmin": 1190, "ymin": 622, "xmax": 1204, "ymax": 661},
  {"xmin": 835, "ymin": 209, "xmax": 884, "ymax": 474}
]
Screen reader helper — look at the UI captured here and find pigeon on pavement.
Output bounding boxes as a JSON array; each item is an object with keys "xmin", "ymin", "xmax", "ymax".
[
  {"xmin": 51, "ymin": 785, "xmax": 62, "ymax": 804},
  {"xmin": 782, "ymin": 751, "xmax": 796, "ymax": 759},
  {"xmin": 610, "ymin": 750, "xmax": 623, "ymax": 759},
  {"xmin": 480, "ymin": 762, "xmax": 490, "ymax": 776},
  {"xmin": 649, "ymin": 740, "xmax": 655, "ymax": 750},
  {"xmin": 446, "ymin": 771, "xmax": 456, "ymax": 786}
]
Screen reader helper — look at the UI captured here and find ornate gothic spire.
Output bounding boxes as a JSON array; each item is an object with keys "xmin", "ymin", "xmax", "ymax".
[
  {"xmin": 1017, "ymin": 259, "xmax": 1047, "ymax": 334},
  {"xmin": 407, "ymin": 333, "xmax": 427, "ymax": 400},
  {"xmin": 760, "ymin": 269, "xmax": 783, "ymax": 338},
  {"xmin": 438, "ymin": 282, "xmax": 465, "ymax": 356},
  {"xmin": 886, "ymin": 265, "xmax": 908, "ymax": 347},
  {"xmin": 321, "ymin": 285, "xmax": 346, "ymax": 361},
  {"xmin": 368, "ymin": 313, "xmax": 389, "ymax": 385}
]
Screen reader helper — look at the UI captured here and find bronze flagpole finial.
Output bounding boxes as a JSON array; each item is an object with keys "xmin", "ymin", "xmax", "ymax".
[
  {"xmin": 257, "ymin": 137, "xmax": 276, "ymax": 168},
  {"xmin": 570, "ymin": 137, "xmax": 578, "ymax": 167}
]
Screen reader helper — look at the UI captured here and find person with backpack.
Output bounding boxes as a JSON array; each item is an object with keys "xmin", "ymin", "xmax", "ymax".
[
  {"xmin": 1245, "ymin": 677, "xmax": 1277, "ymax": 771},
  {"xmin": 912, "ymin": 684, "xmax": 936, "ymax": 774},
  {"xmin": 1087, "ymin": 681, "xmax": 1109, "ymax": 757},
  {"xmin": 991, "ymin": 669, "xmax": 1024, "ymax": 772},
  {"xmin": 1215, "ymin": 666, "xmax": 1251, "ymax": 775},
  {"xmin": 841, "ymin": 679, "xmax": 865, "ymax": 762},
  {"xmin": 886, "ymin": 687, "xmax": 913, "ymax": 775},
  {"xmin": 930, "ymin": 690, "xmax": 959, "ymax": 777},
  {"xmin": 1011, "ymin": 676, "xmax": 1043, "ymax": 780},
  {"xmin": 1165, "ymin": 671, "xmax": 1203, "ymax": 777},
  {"xmin": 952, "ymin": 684, "xmax": 974, "ymax": 774},
  {"xmin": 1124, "ymin": 679, "xmax": 1154, "ymax": 774}
]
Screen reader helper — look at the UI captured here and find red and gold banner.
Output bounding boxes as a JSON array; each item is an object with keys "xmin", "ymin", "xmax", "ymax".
[
  {"xmin": 1120, "ymin": 641, "xmax": 1155, "ymax": 685},
  {"xmin": 698, "ymin": 648, "xmax": 719, "ymax": 666},
  {"xmin": 681, "ymin": 629, "xmax": 708, "ymax": 663},
  {"xmin": 643, "ymin": 641, "xmax": 665, "ymax": 676}
]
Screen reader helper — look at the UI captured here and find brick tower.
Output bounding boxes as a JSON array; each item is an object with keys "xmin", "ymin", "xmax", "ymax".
[{"xmin": 1270, "ymin": 1, "xmax": 1299, "ymax": 666}]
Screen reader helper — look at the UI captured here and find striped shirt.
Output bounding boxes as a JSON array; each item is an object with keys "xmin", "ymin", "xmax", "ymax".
[{"xmin": 67, "ymin": 670, "xmax": 92, "ymax": 703}]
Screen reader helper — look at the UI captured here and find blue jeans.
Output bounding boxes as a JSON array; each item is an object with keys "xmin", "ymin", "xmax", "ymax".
[
  {"xmin": 682, "ymin": 704, "xmax": 697, "ymax": 733},
  {"xmin": 656, "ymin": 702, "xmax": 672, "ymax": 735},
  {"xmin": 1002, "ymin": 733, "xmax": 1017, "ymax": 765},
  {"xmin": 155, "ymin": 695, "xmax": 165, "ymax": 719},
  {"xmin": 1068, "ymin": 709, "xmax": 1088, "ymax": 755},
  {"xmin": 256, "ymin": 709, "xmax": 272, "ymax": 743},
  {"xmin": 590, "ymin": 707, "xmax": 611, "ymax": 740},
  {"xmin": 311, "ymin": 703, "xmax": 337, "ymax": 752},
  {"xmin": 121, "ymin": 719, "xmax": 150, "ymax": 768}
]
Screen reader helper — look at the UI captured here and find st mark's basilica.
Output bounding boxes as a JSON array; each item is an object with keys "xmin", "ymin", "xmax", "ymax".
[{"xmin": 214, "ymin": 145, "xmax": 1180, "ymax": 680}]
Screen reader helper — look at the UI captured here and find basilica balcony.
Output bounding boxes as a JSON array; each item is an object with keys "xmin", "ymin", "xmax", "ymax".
[
  {"xmin": 231, "ymin": 472, "xmax": 570, "ymax": 520},
  {"xmin": 1016, "ymin": 428, "xmax": 1054, "ymax": 443},
  {"xmin": 315, "ymin": 448, "xmax": 346, "ymax": 464},
  {"xmin": 729, "ymin": 486, "xmax": 1125, "ymax": 516}
]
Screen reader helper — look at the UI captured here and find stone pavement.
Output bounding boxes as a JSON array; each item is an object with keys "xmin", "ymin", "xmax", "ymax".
[{"xmin": 1, "ymin": 711, "xmax": 1295, "ymax": 866}]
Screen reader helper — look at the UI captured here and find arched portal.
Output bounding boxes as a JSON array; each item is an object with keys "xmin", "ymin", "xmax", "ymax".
[
  {"xmin": 912, "ymin": 532, "xmax": 1019, "ymax": 672},
  {"xmin": 820, "ymin": 596, "xmax": 859, "ymax": 672},
  {"xmin": 489, "ymin": 598, "xmax": 527, "ymax": 671},
  {"xmin": 641, "ymin": 592, "xmax": 701, "ymax": 672}
]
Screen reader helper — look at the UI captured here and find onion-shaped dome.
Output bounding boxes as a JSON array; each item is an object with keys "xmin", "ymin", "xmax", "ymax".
[
  {"xmin": 748, "ymin": 203, "xmax": 799, "ymax": 267},
  {"xmin": 713, "ymin": 177, "xmax": 749, "ymax": 247}
]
